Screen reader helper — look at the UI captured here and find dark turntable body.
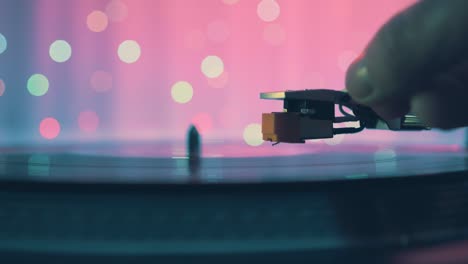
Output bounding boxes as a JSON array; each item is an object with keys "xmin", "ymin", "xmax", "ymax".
[{"xmin": 0, "ymin": 142, "xmax": 467, "ymax": 263}]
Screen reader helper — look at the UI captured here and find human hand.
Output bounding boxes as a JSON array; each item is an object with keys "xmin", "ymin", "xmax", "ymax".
[{"xmin": 346, "ymin": 0, "xmax": 468, "ymax": 129}]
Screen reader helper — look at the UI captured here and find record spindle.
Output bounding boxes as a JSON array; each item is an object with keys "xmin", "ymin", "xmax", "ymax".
[{"xmin": 187, "ymin": 125, "xmax": 201, "ymax": 178}]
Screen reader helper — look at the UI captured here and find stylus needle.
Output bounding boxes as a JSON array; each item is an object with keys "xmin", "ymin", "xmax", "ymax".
[
  {"xmin": 187, "ymin": 125, "xmax": 201, "ymax": 177},
  {"xmin": 187, "ymin": 125, "xmax": 200, "ymax": 158}
]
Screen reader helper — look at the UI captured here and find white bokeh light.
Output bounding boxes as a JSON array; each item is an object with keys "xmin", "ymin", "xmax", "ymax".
[
  {"xmin": 27, "ymin": 74, "xmax": 49, "ymax": 97},
  {"xmin": 118, "ymin": 40, "xmax": 141, "ymax": 64},
  {"xmin": 201, "ymin": 55, "xmax": 224, "ymax": 78},
  {"xmin": 171, "ymin": 81, "xmax": 194, "ymax": 104},
  {"xmin": 0, "ymin": 33, "xmax": 7, "ymax": 55},
  {"xmin": 257, "ymin": 0, "xmax": 281, "ymax": 22},
  {"xmin": 243, "ymin": 123, "xmax": 264, "ymax": 147},
  {"xmin": 49, "ymin": 40, "xmax": 72, "ymax": 63}
]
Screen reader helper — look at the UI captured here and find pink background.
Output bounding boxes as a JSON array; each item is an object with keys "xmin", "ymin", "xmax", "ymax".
[{"xmin": 0, "ymin": 0, "xmax": 464, "ymax": 147}]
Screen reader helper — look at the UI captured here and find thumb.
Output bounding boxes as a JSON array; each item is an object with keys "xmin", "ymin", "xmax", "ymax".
[{"xmin": 346, "ymin": 0, "xmax": 468, "ymax": 119}]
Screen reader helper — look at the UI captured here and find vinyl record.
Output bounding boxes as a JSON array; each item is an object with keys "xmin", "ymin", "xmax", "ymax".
[
  {"xmin": 0, "ymin": 142, "xmax": 465, "ymax": 184},
  {"xmin": 0, "ymin": 142, "xmax": 466, "ymax": 264}
]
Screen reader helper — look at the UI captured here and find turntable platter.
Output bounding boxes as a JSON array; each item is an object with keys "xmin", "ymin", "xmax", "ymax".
[
  {"xmin": 0, "ymin": 142, "xmax": 465, "ymax": 184},
  {"xmin": 0, "ymin": 142, "xmax": 467, "ymax": 264}
]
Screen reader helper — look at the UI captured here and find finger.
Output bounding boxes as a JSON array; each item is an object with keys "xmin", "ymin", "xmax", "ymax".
[
  {"xmin": 410, "ymin": 63, "xmax": 468, "ymax": 129},
  {"xmin": 371, "ymin": 98, "xmax": 410, "ymax": 120},
  {"xmin": 346, "ymin": 0, "xmax": 468, "ymax": 106},
  {"xmin": 346, "ymin": 59, "xmax": 410, "ymax": 119}
]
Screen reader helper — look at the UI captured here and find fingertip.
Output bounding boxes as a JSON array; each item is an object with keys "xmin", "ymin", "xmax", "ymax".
[
  {"xmin": 346, "ymin": 58, "xmax": 411, "ymax": 120},
  {"xmin": 345, "ymin": 58, "xmax": 374, "ymax": 104}
]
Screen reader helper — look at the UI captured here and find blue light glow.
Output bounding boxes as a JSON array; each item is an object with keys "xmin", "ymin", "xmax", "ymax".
[{"xmin": 0, "ymin": 33, "xmax": 7, "ymax": 55}]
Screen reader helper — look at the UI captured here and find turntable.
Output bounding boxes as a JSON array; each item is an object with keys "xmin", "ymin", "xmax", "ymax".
[
  {"xmin": 0, "ymin": 1, "xmax": 467, "ymax": 263},
  {"xmin": 0, "ymin": 134, "xmax": 467, "ymax": 263}
]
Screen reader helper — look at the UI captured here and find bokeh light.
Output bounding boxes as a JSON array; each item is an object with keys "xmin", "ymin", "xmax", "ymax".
[
  {"xmin": 222, "ymin": 0, "xmax": 239, "ymax": 5},
  {"xmin": 118, "ymin": 40, "xmax": 141, "ymax": 64},
  {"xmin": 257, "ymin": 0, "xmax": 281, "ymax": 22},
  {"xmin": 0, "ymin": 0, "xmax": 457, "ymax": 147},
  {"xmin": 0, "ymin": 33, "xmax": 7, "ymax": 55},
  {"xmin": 207, "ymin": 71, "xmax": 229, "ymax": 88},
  {"xmin": 171, "ymin": 81, "xmax": 193, "ymax": 104},
  {"xmin": 87, "ymin": 10, "xmax": 109, "ymax": 32},
  {"xmin": 27, "ymin": 74, "xmax": 49, "ymax": 97},
  {"xmin": 39, "ymin": 117, "xmax": 61, "ymax": 140},
  {"xmin": 191, "ymin": 113, "xmax": 213, "ymax": 134},
  {"xmin": 49, "ymin": 40, "xmax": 72, "ymax": 63},
  {"xmin": 263, "ymin": 23, "xmax": 286, "ymax": 46},
  {"xmin": 78, "ymin": 111, "xmax": 100, "ymax": 133},
  {"xmin": 243, "ymin": 123, "xmax": 264, "ymax": 147},
  {"xmin": 0, "ymin": 79, "xmax": 5, "ymax": 96},
  {"xmin": 90, "ymin": 70, "xmax": 113, "ymax": 92},
  {"xmin": 105, "ymin": 0, "xmax": 128, "ymax": 22},
  {"xmin": 206, "ymin": 20, "xmax": 230, "ymax": 43},
  {"xmin": 201, "ymin": 55, "xmax": 224, "ymax": 78}
]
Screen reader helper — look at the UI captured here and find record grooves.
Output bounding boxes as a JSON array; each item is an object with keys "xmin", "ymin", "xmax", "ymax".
[{"xmin": 0, "ymin": 144, "xmax": 466, "ymax": 263}]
